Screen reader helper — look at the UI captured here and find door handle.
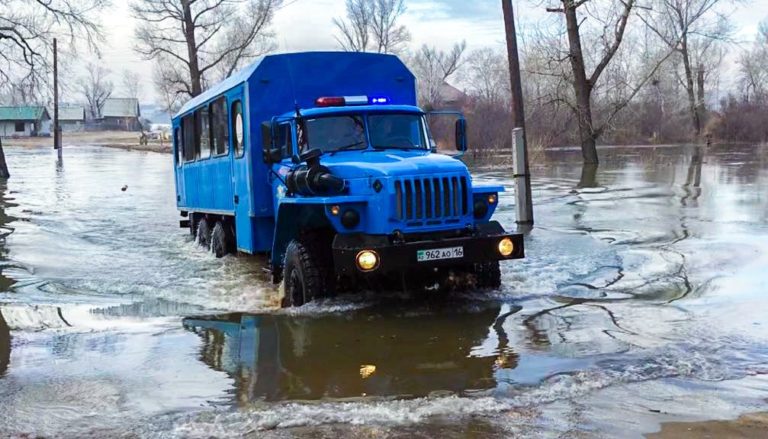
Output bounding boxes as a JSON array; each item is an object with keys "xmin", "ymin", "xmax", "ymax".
[{"xmin": 234, "ymin": 195, "xmax": 239, "ymax": 204}]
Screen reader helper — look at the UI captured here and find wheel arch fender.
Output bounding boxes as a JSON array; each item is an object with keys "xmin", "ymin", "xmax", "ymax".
[{"xmin": 271, "ymin": 203, "xmax": 333, "ymax": 273}]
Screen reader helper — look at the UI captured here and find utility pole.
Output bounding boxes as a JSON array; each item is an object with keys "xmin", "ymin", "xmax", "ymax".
[
  {"xmin": 502, "ymin": 0, "xmax": 533, "ymax": 225},
  {"xmin": 53, "ymin": 38, "xmax": 61, "ymax": 158}
]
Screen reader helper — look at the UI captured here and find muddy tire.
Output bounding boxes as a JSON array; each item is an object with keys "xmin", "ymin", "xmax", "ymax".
[
  {"xmin": 475, "ymin": 261, "xmax": 501, "ymax": 289},
  {"xmin": 282, "ymin": 239, "xmax": 328, "ymax": 307},
  {"xmin": 196, "ymin": 217, "xmax": 212, "ymax": 250},
  {"xmin": 211, "ymin": 220, "xmax": 234, "ymax": 258}
]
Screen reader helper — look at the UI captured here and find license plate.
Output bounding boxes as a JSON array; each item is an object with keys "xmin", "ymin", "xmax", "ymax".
[{"xmin": 417, "ymin": 246, "xmax": 464, "ymax": 262}]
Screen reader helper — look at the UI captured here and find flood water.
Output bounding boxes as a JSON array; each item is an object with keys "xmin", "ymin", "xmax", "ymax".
[{"xmin": 0, "ymin": 144, "xmax": 767, "ymax": 437}]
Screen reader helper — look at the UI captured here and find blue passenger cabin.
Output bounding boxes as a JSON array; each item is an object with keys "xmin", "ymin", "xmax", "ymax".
[{"xmin": 172, "ymin": 51, "xmax": 417, "ymax": 254}]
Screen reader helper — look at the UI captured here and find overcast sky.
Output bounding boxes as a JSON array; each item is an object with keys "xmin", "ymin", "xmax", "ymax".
[{"xmin": 96, "ymin": 0, "xmax": 767, "ymax": 104}]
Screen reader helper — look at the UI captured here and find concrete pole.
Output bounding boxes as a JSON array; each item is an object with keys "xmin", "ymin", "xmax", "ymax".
[
  {"xmin": 53, "ymin": 38, "xmax": 61, "ymax": 157},
  {"xmin": 502, "ymin": 0, "xmax": 533, "ymax": 225}
]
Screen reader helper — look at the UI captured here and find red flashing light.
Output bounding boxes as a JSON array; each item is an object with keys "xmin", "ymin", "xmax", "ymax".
[{"xmin": 315, "ymin": 97, "xmax": 346, "ymax": 107}]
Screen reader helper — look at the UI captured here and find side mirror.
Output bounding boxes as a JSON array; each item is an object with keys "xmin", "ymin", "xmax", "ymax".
[
  {"xmin": 455, "ymin": 118, "xmax": 467, "ymax": 152},
  {"xmin": 261, "ymin": 122, "xmax": 274, "ymax": 163}
]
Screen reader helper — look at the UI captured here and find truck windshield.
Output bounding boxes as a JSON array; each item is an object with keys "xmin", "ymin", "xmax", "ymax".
[
  {"xmin": 301, "ymin": 113, "xmax": 428, "ymax": 153},
  {"xmin": 304, "ymin": 115, "xmax": 366, "ymax": 153},
  {"xmin": 369, "ymin": 114, "xmax": 427, "ymax": 150}
]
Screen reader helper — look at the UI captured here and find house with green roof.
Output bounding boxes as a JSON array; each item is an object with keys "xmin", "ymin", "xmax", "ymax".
[{"xmin": 0, "ymin": 106, "xmax": 51, "ymax": 137}]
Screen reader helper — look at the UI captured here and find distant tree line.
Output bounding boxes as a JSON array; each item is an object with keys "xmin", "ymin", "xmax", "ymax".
[{"xmin": 2, "ymin": 0, "xmax": 766, "ymax": 161}]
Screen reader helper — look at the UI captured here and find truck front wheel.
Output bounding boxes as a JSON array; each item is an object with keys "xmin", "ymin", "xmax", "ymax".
[
  {"xmin": 282, "ymin": 239, "xmax": 327, "ymax": 307},
  {"xmin": 474, "ymin": 261, "xmax": 501, "ymax": 289}
]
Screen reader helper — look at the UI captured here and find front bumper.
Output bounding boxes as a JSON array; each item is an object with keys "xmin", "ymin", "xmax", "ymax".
[{"xmin": 332, "ymin": 221, "xmax": 524, "ymax": 276}]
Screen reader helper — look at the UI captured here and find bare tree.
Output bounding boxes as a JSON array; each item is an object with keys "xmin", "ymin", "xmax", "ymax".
[
  {"xmin": 333, "ymin": 0, "xmax": 373, "ymax": 52},
  {"xmin": 122, "ymin": 69, "xmax": 141, "ymax": 100},
  {"xmin": 463, "ymin": 49, "xmax": 509, "ymax": 107},
  {"xmin": 409, "ymin": 41, "xmax": 466, "ymax": 107},
  {"xmin": 0, "ymin": 0, "xmax": 108, "ymax": 101},
  {"xmin": 78, "ymin": 63, "xmax": 113, "ymax": 119},
  {"xmin": 639, "ymin": 0, "xmax": 732, "ymax": 137},
  {"xmin": 371, "ymin": 0, "xmax": 410, "ymax": 53},
  {"xmin": 131, "ymin": 0, "xmax": 281, "ymax": 98},
  {"xmin": 153, "ymin": 57, "xmax": 187, "ymax": 113},
  {"xmin": 544, "ymin": 0, "xmax": 636, "ymax": 164},
  {"xmin": 738, "ymin": 19, "xmax": 768, "ymax": 102},
  {"xmin": 333, "ymin": 0, "xmax": 410, "ymax": 54}
]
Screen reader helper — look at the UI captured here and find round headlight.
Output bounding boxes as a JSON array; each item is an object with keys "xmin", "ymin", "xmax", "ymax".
[
  {"xmin": 341, "ymin": 209, "xmax": 360, "ymax": 229},
  {"xmin": 487, "ymin": 194, "xmax": 497, "ymax": 204},
  {"xmin": 473, "ymin": 200, "xmax": 488, "ymax": 219},
  {"xmin": 498, "ymin": 237, "xmax": 514, "ymax": 257},
  {"xmin": 356, "ymin": 250, "xmax": 379, "ymax": 271}
]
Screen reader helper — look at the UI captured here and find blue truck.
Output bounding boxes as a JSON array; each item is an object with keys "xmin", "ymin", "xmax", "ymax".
[{"xmin": 172, "ymin": 52, "xmax": 524, "ymax": 306}]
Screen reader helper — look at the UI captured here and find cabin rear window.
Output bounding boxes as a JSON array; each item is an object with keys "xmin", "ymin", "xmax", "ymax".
[
  {"xmin": 196, "ymin": 107, "xmax": 211, "ymax": 159},
  {"xmin": 182, "ymin": 115, "xmax": 195, "ymax": 162},
  {"xmin": 210, "ymin": 97, "xmax": 229, "ymax": 156}
]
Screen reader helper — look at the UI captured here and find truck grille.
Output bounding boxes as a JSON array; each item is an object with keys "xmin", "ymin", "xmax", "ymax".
[{"xmin": 394, "ymin": 176, "xmax": 469, "ymax": 224}]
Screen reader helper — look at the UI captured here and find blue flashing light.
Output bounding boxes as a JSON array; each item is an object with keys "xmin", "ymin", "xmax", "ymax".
[{"xmin": 369, "ymin": 96, "xmax": 390, "ymax": 105}]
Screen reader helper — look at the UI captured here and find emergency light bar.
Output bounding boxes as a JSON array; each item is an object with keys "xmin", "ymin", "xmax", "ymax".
[{"xmin": 315, "ymin": 96, "xmax": 391, "ymax": 107}]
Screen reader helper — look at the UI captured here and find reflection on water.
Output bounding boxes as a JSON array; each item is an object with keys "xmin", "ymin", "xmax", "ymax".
[
  {"xmin": 183, "ymin": 305, "xmax": 511, "ymax": 402},
  {"xmin": 0, "ymin": 144, "xmax": 766, "ymax": 436},
  {"xmin": 0, "ymin": 180, "xmax": 18, "ymax": 292},
  {"xmin": 0, "ymin": 308, "xmax": 8, "ymax": 377}
]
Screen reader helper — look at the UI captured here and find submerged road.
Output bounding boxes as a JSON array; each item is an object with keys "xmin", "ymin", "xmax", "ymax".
[{"xmin": 0, "ymin": 144, "xmax": 766, "ymax": 437}]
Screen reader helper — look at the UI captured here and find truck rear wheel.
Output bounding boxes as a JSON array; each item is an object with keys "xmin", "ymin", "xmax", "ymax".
[
  {"xmin": 210, "ymin": 220, "xmax": 234, "ymax": 258},
  {"xmin": 475, "ymin": 261, "xmax": 501, "ymax": 289},
  {"xmin": 282, "ymin": 239, "xmax": 327, "ymax": 307},
  {"xmin": 196, "ymin": 217, "xmax": 212, "ymax": 250}
]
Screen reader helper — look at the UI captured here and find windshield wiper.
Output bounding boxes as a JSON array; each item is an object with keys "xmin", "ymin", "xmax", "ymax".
[
  {"xmin": 372, "ymin": 145, "xmax": 419, "ymax": 150},
  {"xmin": 329, "ymin": 141, "xmax": 366, "ymax": 155}
]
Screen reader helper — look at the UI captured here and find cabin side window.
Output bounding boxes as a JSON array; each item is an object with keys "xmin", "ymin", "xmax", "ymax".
[
  {"xmin": 196, "ymin": 107, "xmax": 211, "ymax": 160},
  {"xmin": 182, "ymin": 115, "xmax": 196, "ymax": 162},
  {"xmin": 232, "ymin": 100, "xmax": 244, "ymax": 157},
  {"xmin": 210, "ymin": 97, "xmax": 229, "ymax": 156}
]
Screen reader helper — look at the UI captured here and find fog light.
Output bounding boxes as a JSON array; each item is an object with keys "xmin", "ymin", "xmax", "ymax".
[
  {"xmin": 356, "ymin": 250, "xmax": 379, "ymax": 271},
  {"xmin": 498, "ymin": 237, "xmax": 514, "ymax": 257},
  {"xmin": 341, "ymin": 209, "xmax": 360, "ymax": 228},
  {"xmin": 487, "ymin": 194, "xmax": 497, "ymax": 204},
  {"xmin": 330, "ymin": 205, "xmax": 341, "ymax": 216}
]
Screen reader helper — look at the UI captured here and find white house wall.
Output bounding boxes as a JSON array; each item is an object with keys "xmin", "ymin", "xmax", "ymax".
[
  {"xmin": 0, "ymin": 121, "xmax": 32, "ymax": 137},
  {"xmin": 39, "ymin": 119, "xmax": 51, "ymax": 136},
  {"xmin": 60, "ymin": 121, "xmax": 84, "ymax": 132}
]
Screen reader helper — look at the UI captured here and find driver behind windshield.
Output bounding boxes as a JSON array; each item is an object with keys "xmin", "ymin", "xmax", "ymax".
[
  {"xmin": 369, "ymin": 114, "xmax": 425, "ymax": 149},
  {"xmin": 304, "ymin": 115, "xmax": 365, "ymax": 153}
]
